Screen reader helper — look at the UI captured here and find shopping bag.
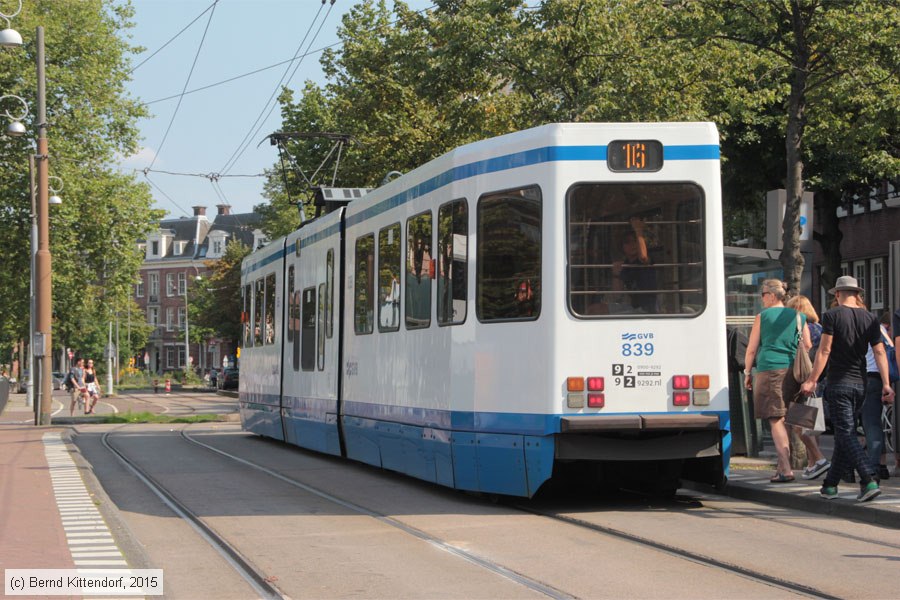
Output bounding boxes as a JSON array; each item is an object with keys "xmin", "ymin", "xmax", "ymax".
[
  {"xmin": 785, "ymin": 395, "xmax": 818, "ymax": 430},
  {"xmin": 792, "ymin": 314, "xmax": 812, "ymax": 382},
  {"xmin": 801, "ymin": 395, "xmax": 825, "ymax": 436}
]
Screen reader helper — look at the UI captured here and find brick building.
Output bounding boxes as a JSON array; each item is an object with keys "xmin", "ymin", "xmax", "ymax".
[
  {"xmin": 135, "ymin": 204, "xmax": 265, "ymax": 375},
  {"xmin": 811, "ymin": 182, "xmax": 900, "ymax": 316}
]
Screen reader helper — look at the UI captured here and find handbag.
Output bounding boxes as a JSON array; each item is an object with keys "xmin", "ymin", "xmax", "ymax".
[
  {"xmin": 792, "ymin": 314, "xmax": 812, "ymax": 382},
  {"xmin": 785, "ymin": 393, "xmax": 818, "ymax": 430},
  {"xmin": 801, "ymin": 394, "xmax": 825, "ymax": 436}
]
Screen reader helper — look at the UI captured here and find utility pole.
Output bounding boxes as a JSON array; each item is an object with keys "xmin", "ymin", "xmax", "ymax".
[{"xmin": 34, "ymin": 26, "xmax": 52, "ymax": 426}]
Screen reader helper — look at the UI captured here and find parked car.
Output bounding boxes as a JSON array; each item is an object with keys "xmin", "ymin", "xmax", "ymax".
[
  {"xmin": 17, "ymin": 371, "xmax": 67, "ymax": 392},
  {"xmin": 217, "ymin": 368, "xmax": 239, "ymax": 390}
]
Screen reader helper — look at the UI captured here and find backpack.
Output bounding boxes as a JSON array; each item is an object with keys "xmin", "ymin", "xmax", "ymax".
[{"xmin": 64, "ymin": 371, "xmax": 75, "ymax": 391}]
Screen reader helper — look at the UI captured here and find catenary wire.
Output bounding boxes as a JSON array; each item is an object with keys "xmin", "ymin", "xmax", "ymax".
[
  {"xmin": 130, "ymin": 0, "xmax": 219, "ymax": 74},
  {"xmin": 146, "ymin": 0, "xmax": 219, "ymax": 171},
  {"xmin": 217, "ymin": 1, "xmax": 331, "ymax": 177}
]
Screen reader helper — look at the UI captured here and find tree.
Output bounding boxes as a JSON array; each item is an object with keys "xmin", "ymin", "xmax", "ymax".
[
  {"xmin": 190, "ymin": 241, "xmax": 252, "ymax": 348},
  {"xmin": 0, "ymin": 0, "xmax": 157, "ymax": 363},
  {"xmin": 676, "ymin": 0, "xmax": 900, "ymax": 293}
]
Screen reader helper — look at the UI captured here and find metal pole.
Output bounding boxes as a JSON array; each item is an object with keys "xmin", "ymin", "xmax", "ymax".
[
  {"xmin": 34, "ymin": 26, "xmax": 52, "ymax": 426},
  {"xmin": 26, "ymin": 155, "xmax": 36, "ymax": 410},
  {"xmin": 107, "ymin": 321, "xmax": 113, "ymax": 395},
  {"xmin": 184, "ymin": 282, "xmax": 190, "ymax": 375},
  {"xmin": 115, "ymin": 315, "xmax": 120, "ymax": 386}
]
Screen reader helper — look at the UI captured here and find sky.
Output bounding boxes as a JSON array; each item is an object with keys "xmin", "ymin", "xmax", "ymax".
[{"xmin": 118, "ymin": 0, "xmax": 432, "ymax": 219}]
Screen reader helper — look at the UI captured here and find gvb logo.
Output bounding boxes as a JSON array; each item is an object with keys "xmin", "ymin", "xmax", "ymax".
[{"xmin": 621, "ymin": 332, "xmax": 654, "ymax": 341}]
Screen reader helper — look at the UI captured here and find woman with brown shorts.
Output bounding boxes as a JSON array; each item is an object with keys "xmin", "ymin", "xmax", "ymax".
[{"xmin": 744, "ymin": 279, "xmax": 811, "ymax": 482}]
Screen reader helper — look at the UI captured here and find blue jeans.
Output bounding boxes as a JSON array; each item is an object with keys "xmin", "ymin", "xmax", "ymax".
[
  {"xmin": 823, "ymin": 383, "xmax": 875, "ymax": 487},
  {"xmin": 861, "ymin": 375, "xmax": 885, "ymax": 470}
]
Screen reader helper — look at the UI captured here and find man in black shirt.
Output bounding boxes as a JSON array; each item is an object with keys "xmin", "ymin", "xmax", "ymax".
[{"xmin": 801, "ymin": 276, "xmax": 894, "ymax": 502}]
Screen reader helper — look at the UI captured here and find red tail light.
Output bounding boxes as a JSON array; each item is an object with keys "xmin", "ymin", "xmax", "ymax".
[
  {"xmin": 673, "ymin": 392, "xmax": 690, "ymax": 406},
  {"xmin": 587, "ymin": 393, "xmax": 605, "ymax": 408},
  {"xmin": 672, "ymin": 375, "xmax": 690, "ymax": 390},
  {"xmin": 587, "ymin": 377, "xmax": 604, "ymax": 391}
]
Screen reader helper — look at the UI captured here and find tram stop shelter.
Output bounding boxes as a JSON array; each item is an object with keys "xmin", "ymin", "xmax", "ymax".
[{"xmin": 724, "ymin": 246, "xmax": 783, "ymax": 457}]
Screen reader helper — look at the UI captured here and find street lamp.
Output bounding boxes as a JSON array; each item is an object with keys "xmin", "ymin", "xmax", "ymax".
[
  {"xmin": 1, "ymin": 94, "xmax": 28, "ymax": 136},
  {"xmin": 0, "ymin": 1, "xmax": 22, "ymax": 48},
  {"xmin": 185, "ymin": 274, "xmax": 201, "ymax": 376}
]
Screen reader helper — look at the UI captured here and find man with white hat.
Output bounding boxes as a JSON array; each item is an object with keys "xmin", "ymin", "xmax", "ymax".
[{"xmin": 800, "ymin": 275, "xmax": 895, "ymax": 502}]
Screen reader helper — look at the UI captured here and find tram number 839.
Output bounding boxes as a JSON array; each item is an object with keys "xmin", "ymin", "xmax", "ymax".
[{"xmin": 621, "ymin": 342, "xmax": 654, "ymax": 357}]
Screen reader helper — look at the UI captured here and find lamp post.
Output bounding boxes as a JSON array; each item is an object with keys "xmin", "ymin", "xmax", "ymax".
[
  {"xmin": 34, "ymin": 25, "xmax": 52, "ymax": 426},
  {"xmin": 185, "ymin": 274, "xmax": 201, "ymax": 375}
]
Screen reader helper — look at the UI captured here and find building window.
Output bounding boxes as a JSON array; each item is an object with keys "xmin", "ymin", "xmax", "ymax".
[
  {"xmin": 166, "ymin": 308, "xmax": 175, "ymax": 332},
  {"xmin": 136, "ymin": 278, "xmax": 144, "ymax": 298},
  {"xmin": 853, "ymin": 261, "xmax": 866, "ymax": 299},
  {"xmin": 872, "ymin": 258, "xmax": 884, "ymax": 309},
  {"xmin": 149, "ymin": 273, "xmax": 160, "ymax": 301},
  {"xmin": 477, "ymin": 186, "xmax": 542, "ymax": 322},
  {"xmin": 166, "ymin": 273, "xmax": 176, "ymax": 297},
  {"xmin": 178, "ymin": 272, "xmax": 186, "ymax": 296},
  {"xmin": 437, "ymin": 199, "xmax": 467, "ymax": 325},
  {"xmin": 178, "ymin": 307, "xmax": 186, "ymax": 330},
  {"xmin": 174, "ymin": 241, "xmax": 185, "ymax": 256},
  {"xmin": 166, "ymin": 346, "xmax": 175, "ymax": 368},
  {"xmin": 177, "ymin": 346, "xmax": 186, "ymax": 368},
  {"xmin": 213, "ymin": 240, "xmax": 223, "ymax": 254},
  {"xmin": 151, "ymin": 240, "xmax": 159, "ymax": 256},
  {"xmin": 148, "ymin": 307, "xmax": 159, "ymax": 327}
]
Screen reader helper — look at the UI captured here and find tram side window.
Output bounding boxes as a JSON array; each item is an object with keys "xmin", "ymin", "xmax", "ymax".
[
  {"xmin": 317, "ymin": 283, "xmax": 326, "ymax": 371},
  {"xmin": 438, "ymin": 199, "xmax": 467, "ymax": 325},
  {"xmin": 287, "ymin": 266, "xmax": 295, "ymax": 343},
  {"xmin": 242, "ymin": 284, "xmax": 251, "ymax": 347},
  {"xmin": 254, "ymin": 278, "xmax": 264, "ymax": 345},
  {"xmin": 301, "ymin": 287, "xmax": 316, "ymax": 371},
  {"xmin": 477, "ymin": 186, "xmax": 542, "ymax": 322},
  {"xmin": 354, "ymin": 234, "xmax": 375, "ymax": 334},
  {"xmin": 567, "ymin": 182, "xmax": 705, "ymax": 317},
  {"xmin": 325, "ymin": 249, "xmax": 334, "ymax": 339},
  {"xmin": 378, "ymin": 223, "xmax": 401, "ymax": 332},
  {"xmin": 264, "ymin": 273, "xmax": 276, "ymax": 344},
  {"xmin": 406, "ymin": 212, "xmax": 432, "ymax": 329}
]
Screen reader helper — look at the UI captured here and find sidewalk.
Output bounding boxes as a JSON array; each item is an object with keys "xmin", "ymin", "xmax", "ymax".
[{"xmin": 703, "ymin": 434, "xmax": 900, "ymax": 529}]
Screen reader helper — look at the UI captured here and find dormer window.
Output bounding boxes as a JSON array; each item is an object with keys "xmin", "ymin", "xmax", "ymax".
[
  {"xmin": 213, "ymin": 240, "xmax": 223, "ymax": 255},
  {"xmin": 151, "ymin": 241, "xmax": 159, "ymax": 256},
  {"xmin": 174, "ymin": 241, "xmax": 186, "ymax": 256}
]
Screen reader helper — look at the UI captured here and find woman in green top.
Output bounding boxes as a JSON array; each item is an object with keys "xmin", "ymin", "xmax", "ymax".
[{"xmin": 744, "ymin": 279, "xmax": 811, "ymax": 482}]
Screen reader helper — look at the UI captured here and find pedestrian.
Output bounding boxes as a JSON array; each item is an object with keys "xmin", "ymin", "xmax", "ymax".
[
  {"xmin": 860, "ymin": 313, "xmax": 893, "ymax": 480},
  {"xmin": 801, "ymin": 275, "xmax": 895, "ymax": 502},
  {"xmin": 744, "ymin": 279, "xmax": 810, "ymax": 483},
  {"xmin": 83, "ymin": 359, "xmax": 100, "ymax": 414},
  {"xmin": 67, "ymin": 358, "xmax": 88, "ymax": 417},
  {"xmin": 784, "ymin": 295, "xmax": 830, "ymax": 479}
]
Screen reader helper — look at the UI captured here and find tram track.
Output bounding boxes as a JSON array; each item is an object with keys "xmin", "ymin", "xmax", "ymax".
[
  {"xmin": 98, "ymin": 423, "xmax": 894, "ymax": 599},
  {"xmin": 511, "ymin": 503, "xmax": 840, "ymax": 600},
  {"xmin": 101, "ymin": 425, "xmax": 574, "ymax": 600},
  {"xmin": 174, "ymin": 427, "xmax": 846, "ymax": 599},
  {"xmin": 101, "ymin": 426, "xmax": 284, "ymax": 600}
]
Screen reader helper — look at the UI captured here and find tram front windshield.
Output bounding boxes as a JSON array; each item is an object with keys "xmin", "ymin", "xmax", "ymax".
[{"xmin": 567, "ymin": 183, "xmax": 705, "ymax": 317}]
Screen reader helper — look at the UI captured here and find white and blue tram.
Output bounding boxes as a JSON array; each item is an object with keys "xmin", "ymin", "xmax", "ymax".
[{"xmin": 239, "ymin": 122, "xmax": 730, "ymax": 496}]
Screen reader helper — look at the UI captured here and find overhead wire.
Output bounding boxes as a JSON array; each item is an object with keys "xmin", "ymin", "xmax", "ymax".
[
  {"xmin": 217, "ymin": 1, "xmax": 331, "ymax": 176},
  {"xmin": 146, "ymin": 0, "xmax": 219, "ymax": 172},
  {"xmin": 129, "ymin": 0, "xmax": 219, "ymax": 74},
  {"xmin": 139, "ymin": 3, "xmax": 439, "ymax": 108}
]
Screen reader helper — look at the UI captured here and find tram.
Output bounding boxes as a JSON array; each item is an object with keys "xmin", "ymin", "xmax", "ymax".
[{"xmin": 239, "ymin": 122, "xmax": 730, "ymax": 496}]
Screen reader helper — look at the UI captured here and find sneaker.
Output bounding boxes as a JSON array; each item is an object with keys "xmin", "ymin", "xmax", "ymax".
[
  {"xmin": 857, "ymin": 481, "xmax": 881, "ymax": 503},
  {"xmin": 801, "ymin": 460, "xmax": 831, "ymax": 480},
  {"xmin": 819, "ymin": 485, "xmax": 839, "ymax": 500},
  {"xmin": 878, "ymin": 465, "xmax": 890, "ymax": 481}
]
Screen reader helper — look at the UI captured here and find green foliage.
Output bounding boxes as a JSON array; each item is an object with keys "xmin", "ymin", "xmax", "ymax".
[
  {"xmin": 0, "ymin": 1, "xmax": 156, "ymax": 361},
  {"xmin": 189, "ymin": 241, "xmax": 252, "ymax": 347}
]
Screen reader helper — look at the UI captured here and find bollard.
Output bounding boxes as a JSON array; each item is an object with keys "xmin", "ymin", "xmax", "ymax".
[
  {"xmin": 165, "ymin": 378, "xmax": 171, "ymax": 394},
  {"xmin": 153, "ymin": 379, "xmax": 159, "ymax": 394}
]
